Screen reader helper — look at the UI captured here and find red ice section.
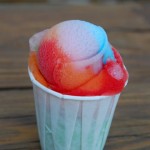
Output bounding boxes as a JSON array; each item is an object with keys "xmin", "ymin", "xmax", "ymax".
[
  {"xmin": 38, "ymin": 39, "xmax": 98, "ymax": 92},
  {"xmin": 38, "ymin": 39, "xmax": 69, "ymax": 89},
  {"xmin": 36, "ymin": 39, "xmax": 128, "ymax": 96},
  {"xmin": 67, "ymin": 48, "xmax": 128, "ymax": 96}
]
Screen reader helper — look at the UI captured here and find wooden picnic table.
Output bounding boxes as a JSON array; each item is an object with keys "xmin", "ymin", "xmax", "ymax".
[{"xmin": 0, "ymin": 2, "xmax": 150, "ymax": 150}]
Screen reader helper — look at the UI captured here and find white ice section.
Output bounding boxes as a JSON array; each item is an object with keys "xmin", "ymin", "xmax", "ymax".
[
  {"xmin": 56, "ymin": 20, "xmax": 107, "ymax": 61},
  {"xmin": 107, "ymin": 63, "xmax": 123, "ymax": 80},
  {"xmin": 29, "ymin": 29, "xmax": 48, "ymax": 51},
  {"xmin": 29, "ymin": 21, "xmax": 115, "ymax": 75},
  {"xmin": 29, "ymin": 70, "xmax": 120, "ymax": 150}
]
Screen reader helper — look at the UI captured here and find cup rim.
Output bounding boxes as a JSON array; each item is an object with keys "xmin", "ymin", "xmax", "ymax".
[{"xmin": 28, "ymin": 68, "xmax": 119, "ymax": 101}]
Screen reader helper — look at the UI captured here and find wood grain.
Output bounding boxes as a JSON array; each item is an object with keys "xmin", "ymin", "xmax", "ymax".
[
  {"xmin": 0, "ymin": 4, "xmax": 150, "ymax": 88},
  {"xmin": 0, "ymin": 89, "xmax": 149, "ymax": 149},
  {"xmin": 0, "ymin": 3, "xmax": 150, "ymax": 150}
]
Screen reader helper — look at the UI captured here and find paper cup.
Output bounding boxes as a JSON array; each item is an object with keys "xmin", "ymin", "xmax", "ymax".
[{"xmin": 28, "ymin": 69, "xmax": 120, "ymax": 150}]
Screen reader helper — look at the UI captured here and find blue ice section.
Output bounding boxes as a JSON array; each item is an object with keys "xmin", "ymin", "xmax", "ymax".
[
  {"xmin": 102, "ymin": 42, "xmax": 115, "ymax": 64},
  {"xmin": 92, "ymin": 25, "xmax": 115, "ymax": 64},
  {"xmin": 81, "ymin": 20, "xmax": 115, "ymax": 64}
]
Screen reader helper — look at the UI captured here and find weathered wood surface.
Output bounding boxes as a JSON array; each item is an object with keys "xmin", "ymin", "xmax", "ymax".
[{"xmin": 0, "ymin": 3, "xmax": 150, "ymax": 150}]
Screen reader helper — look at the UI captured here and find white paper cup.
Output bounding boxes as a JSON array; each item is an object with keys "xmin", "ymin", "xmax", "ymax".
[{"xmin": 28, "ymin": 69, "xmax": 121, "ymax": 150}]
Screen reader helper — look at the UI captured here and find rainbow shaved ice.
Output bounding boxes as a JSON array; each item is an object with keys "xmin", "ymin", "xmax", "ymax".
[
  {"xmin": 29, "ymin": 20, "xmax": 128, "ymax": 96},
  {"xmin": 28, "ymin": 20, "xmax": 129, "ymax": 150}
]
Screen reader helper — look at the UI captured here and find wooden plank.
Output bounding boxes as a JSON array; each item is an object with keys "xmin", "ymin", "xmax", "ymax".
[
  {"xmin": 0, "ymin": 3, "xmax": 149, "ymax": 30},
  {"xmin": 0, "ymin": 31, "xmax": 150, "ymax": 88},
  {"xmin": 0, "ymin": 4, "xmax": 150, "ymax": 88},
  {"xmin": 0, "ymin": 3, "xmax": 150, "ymax": 150},
  {"xmin": 0, "ymin": 4, "xmax": 149, "ymax": 88},
  {"xmin": 0, "ymin": 90, "xmax": 40, "ymax": 149},
  {"xmin": 0, "ymin": 0, "xmax": 46, "ymax": 2},
  {"xmin": 0, "ymin": 89, "xmax": 149, "ymax": 149}
]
